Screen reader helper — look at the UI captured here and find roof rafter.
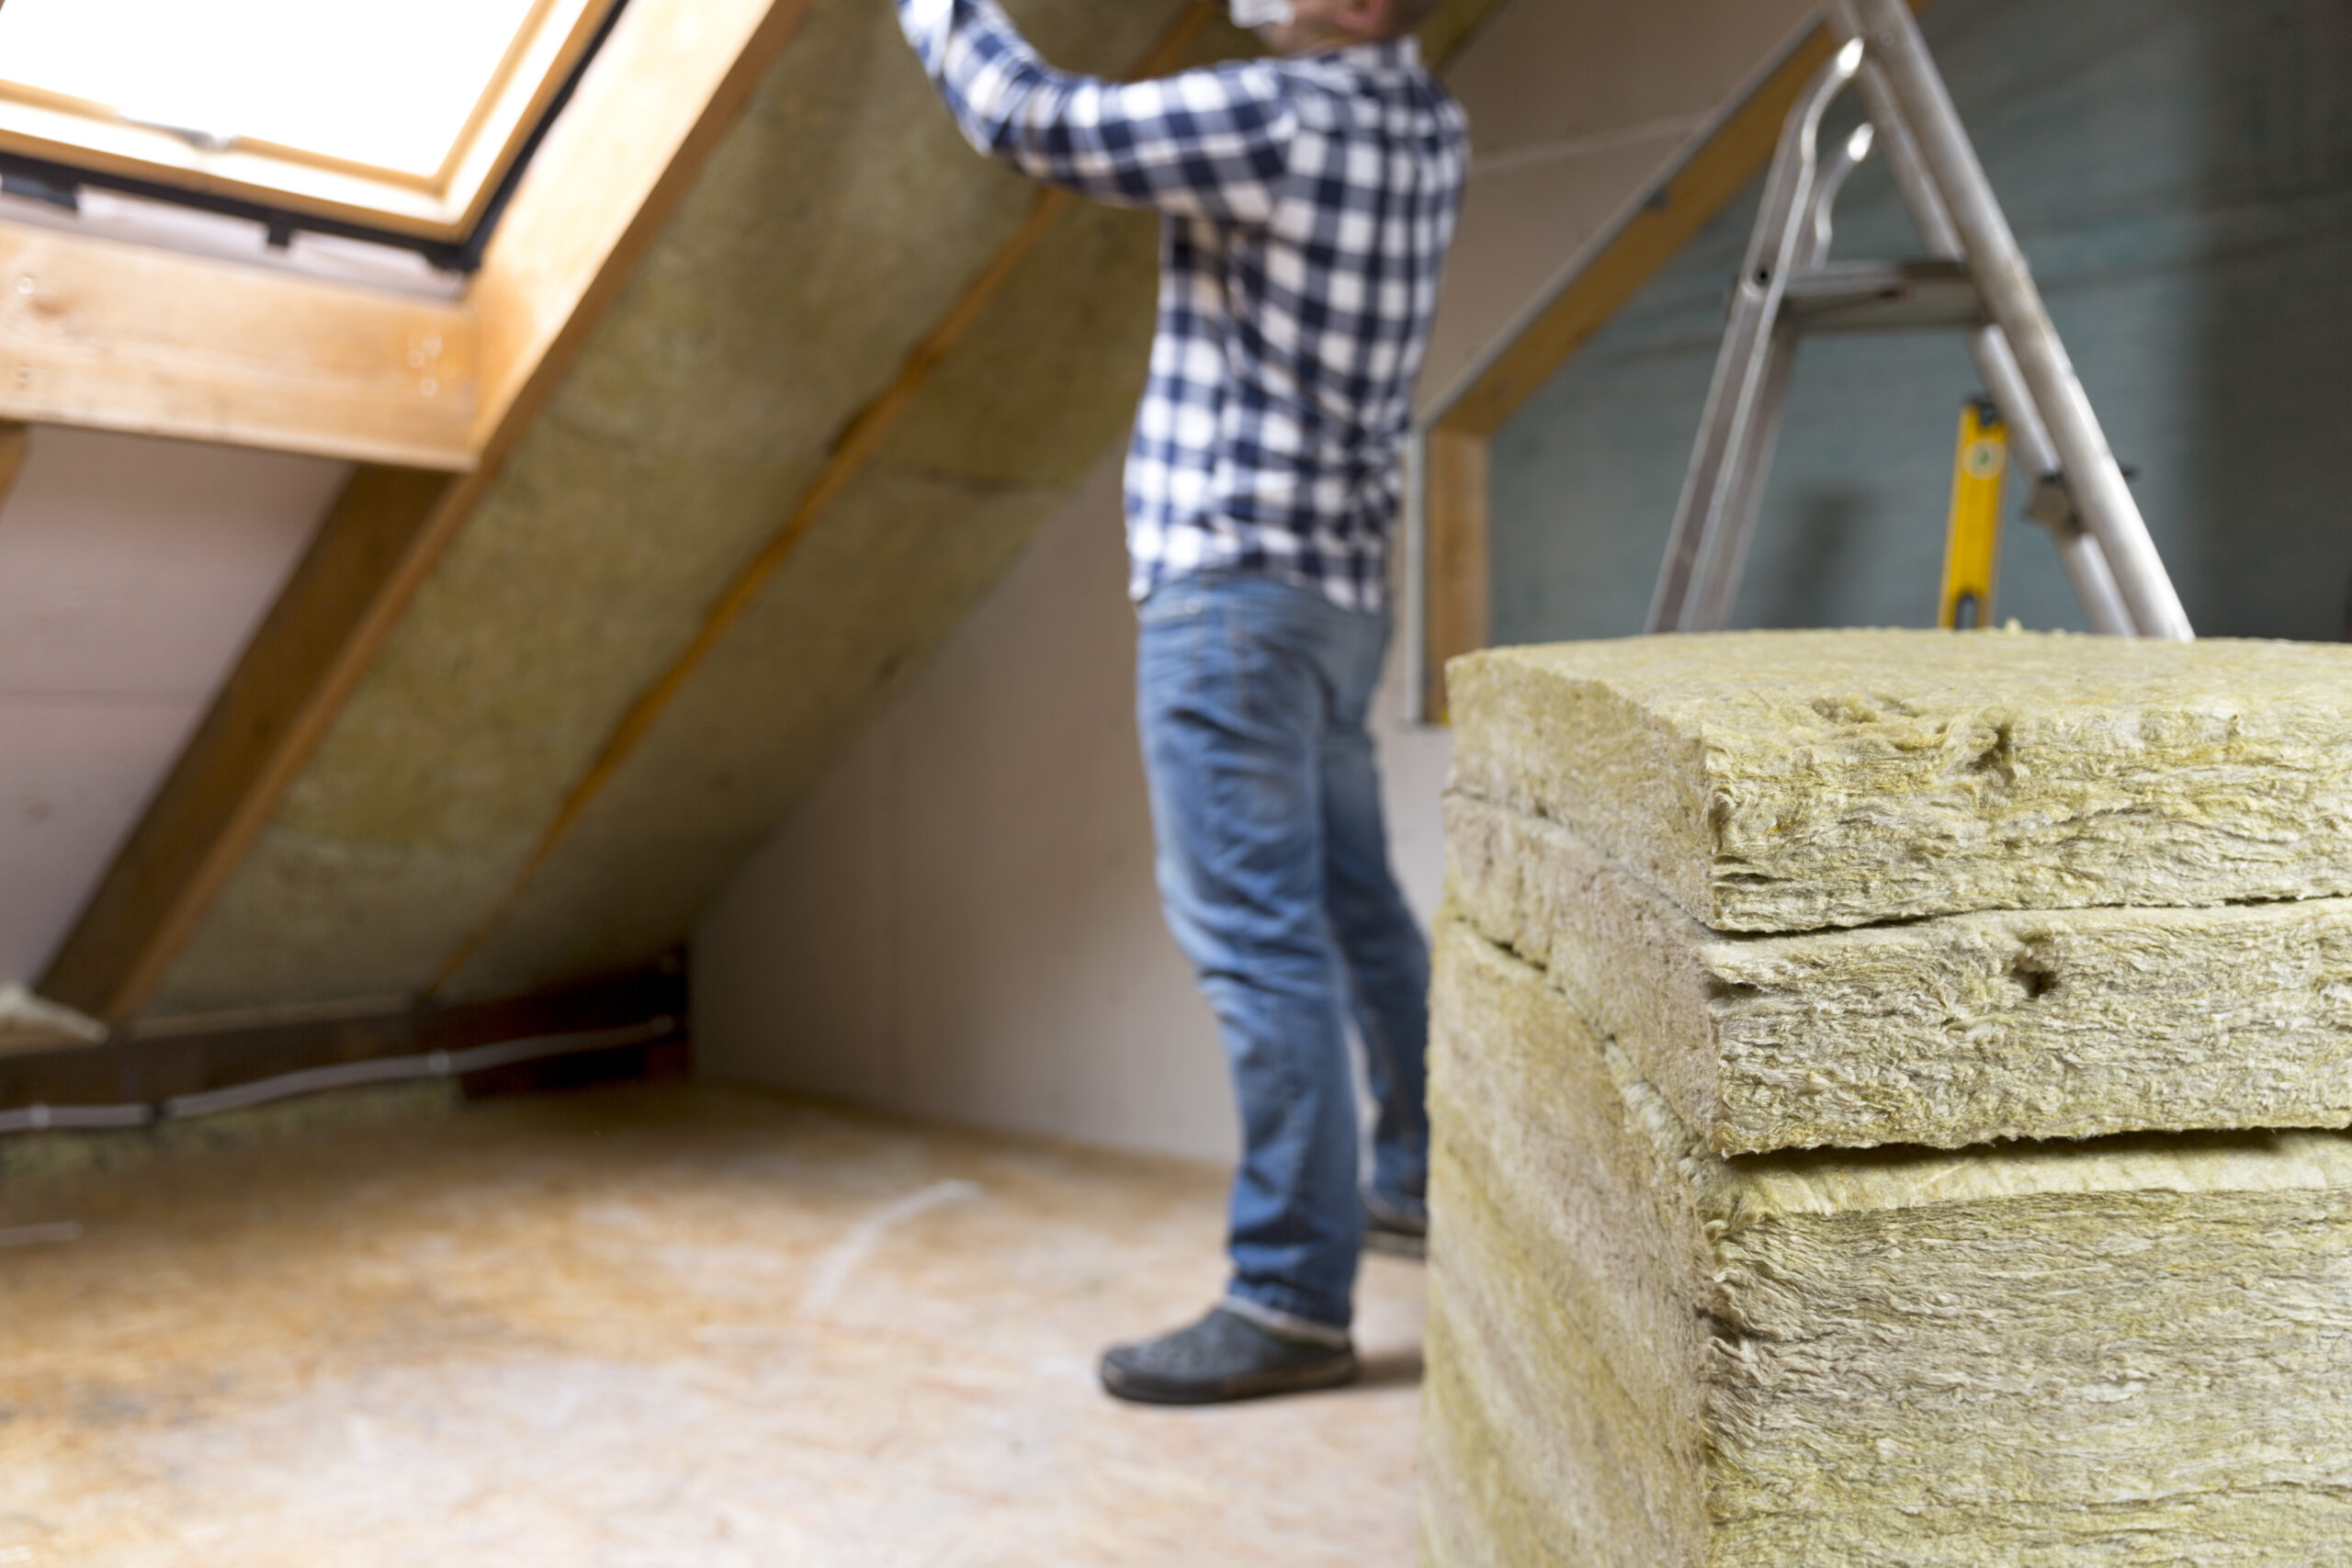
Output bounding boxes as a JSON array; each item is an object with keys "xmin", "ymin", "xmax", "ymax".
[
  {"xmin": 0, "ymin": 222, "xmax": 478, "ymax": 468},
  {"xmin": 39, "ymin": 0, "xmax": 818, "ymax": 1025}
]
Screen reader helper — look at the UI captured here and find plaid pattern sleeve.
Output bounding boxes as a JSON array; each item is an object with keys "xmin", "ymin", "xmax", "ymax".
[
  {"xmin": 898, "ymin": 0, "xmax": 1469, "ymax": 614},
  {"xmin": 896, "ymin": 0, "xmax": 1297, "ymax": 220}
]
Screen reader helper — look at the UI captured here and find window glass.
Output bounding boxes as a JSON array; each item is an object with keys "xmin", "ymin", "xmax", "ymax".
[{"xmin": 0, "ymin": 0, "xmax": 545, "ymax": 177}]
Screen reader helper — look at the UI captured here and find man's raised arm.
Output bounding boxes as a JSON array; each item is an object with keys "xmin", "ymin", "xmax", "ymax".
[{"xmin": 895, "ymin": 0, "xmax": 1296, "ymax": 222}]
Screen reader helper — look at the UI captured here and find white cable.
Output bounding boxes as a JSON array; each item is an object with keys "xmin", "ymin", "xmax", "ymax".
[
  {"xmin": 0, "ymin": 1103, "xmax": 153, "ymax": 1134},
  {"xmin": 0, "ymin": 1017, "xmax": 676, "ymax": 1138}
]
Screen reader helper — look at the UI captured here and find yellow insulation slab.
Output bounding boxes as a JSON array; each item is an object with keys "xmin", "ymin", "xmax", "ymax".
[
  {"xmin": 1425, "ymin": 917, "xmax": 2352, "ymax": 1566},
  {"xmin": 1444, "ymin": 792, "xmax": 2352, "ymax": 1153},
  {"xmin": 1445, "ymin": 630, "xmax": 2352, "ymax": 931}
]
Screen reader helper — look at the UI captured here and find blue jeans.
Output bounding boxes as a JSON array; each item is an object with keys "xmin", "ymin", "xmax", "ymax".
[{"xmin": 1136, "ymin": 570, "xmax": 1431, "ymax": 1336}]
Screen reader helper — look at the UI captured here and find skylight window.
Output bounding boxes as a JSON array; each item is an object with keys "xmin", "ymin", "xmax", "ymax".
[{"xmin": 0, "ymin": 0, "xmax": 621, "ymax": 244}]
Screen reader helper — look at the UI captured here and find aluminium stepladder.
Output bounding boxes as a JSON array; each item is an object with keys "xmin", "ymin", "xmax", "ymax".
[{"xmin": 1645, "ymin": 0, "xmax": 2194, "ymax": 640}]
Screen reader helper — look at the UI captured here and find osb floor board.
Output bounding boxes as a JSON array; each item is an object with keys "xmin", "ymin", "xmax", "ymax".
[{"xmin": 0, "ymin": 1085, "xmax": 1427, "ymax": 1566}]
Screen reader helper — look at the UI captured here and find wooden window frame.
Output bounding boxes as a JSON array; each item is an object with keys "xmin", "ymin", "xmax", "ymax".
[
  {"xmin": 0, "ymin": 0, "xmax": 619, "ymax": 241},
  {"xmin": 27, "ymin": 0, "xmax": 819, "ymax": 1024}
]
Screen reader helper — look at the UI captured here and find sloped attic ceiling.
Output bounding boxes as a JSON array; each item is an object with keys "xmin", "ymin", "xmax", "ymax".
[{"xmin": 91, "ymin": 0, "xmax": 1507, "ymax": 1021}]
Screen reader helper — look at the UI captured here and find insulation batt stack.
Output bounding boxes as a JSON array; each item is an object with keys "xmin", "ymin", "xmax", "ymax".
[{"xmin": 1420, "ymin": 629, "xmax": 2352, "ymax": 1567}]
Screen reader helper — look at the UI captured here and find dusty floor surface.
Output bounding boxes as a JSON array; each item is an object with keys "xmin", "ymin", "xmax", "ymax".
[{"xmin": 0, "ymin": 1084, "xmax": 1428, "ymax": 1566}]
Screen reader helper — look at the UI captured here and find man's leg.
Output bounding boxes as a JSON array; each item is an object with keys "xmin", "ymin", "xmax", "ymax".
[
  {"xmin": 1318, "ymin": 610, "xmax": 1431, "ymax": 1236},
  {"xmin": 1105, "ymin": 575, "xmax": 1363, "ymax": 1400}
]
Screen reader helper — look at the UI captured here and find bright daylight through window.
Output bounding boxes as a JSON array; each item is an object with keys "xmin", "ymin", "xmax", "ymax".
[{"xmin": 0, "ymin": 0, "xmax": 618, "ymax": 239}]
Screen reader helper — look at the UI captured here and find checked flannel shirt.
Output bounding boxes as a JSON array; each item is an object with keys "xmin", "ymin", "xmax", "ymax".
[{"xmin": 897, "ymin": 0, "xmax": 1468, "ymax": 613}]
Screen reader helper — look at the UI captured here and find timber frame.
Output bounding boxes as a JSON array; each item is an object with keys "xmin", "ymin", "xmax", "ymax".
[
  {"xmin": 34, "ymin": 0, "xmax": 819, "ymax": 1025},
  {"xmin": 1406, "ymin": 14, "xmax": 1907, "ymax": 722}
]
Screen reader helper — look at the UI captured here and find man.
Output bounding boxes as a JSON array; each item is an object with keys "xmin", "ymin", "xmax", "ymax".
[{"xmin": 895, "ymin": 0, "xmax": 1466, "ymax": 1404}]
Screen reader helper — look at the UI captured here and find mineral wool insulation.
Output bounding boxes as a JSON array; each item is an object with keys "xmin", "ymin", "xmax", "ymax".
[{"xmin": 1423, "ymin": 629, "xmax": 2352, "ymax": 1568}]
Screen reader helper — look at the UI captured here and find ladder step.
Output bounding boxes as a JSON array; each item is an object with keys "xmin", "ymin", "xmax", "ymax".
[
  {"xmin": 1647, "ymin": 4, "xmax": 2188, "ymax": 638},
  {"xmin": 1781, "ymin": 258, "xmax": 1983, "ymax": 333}
]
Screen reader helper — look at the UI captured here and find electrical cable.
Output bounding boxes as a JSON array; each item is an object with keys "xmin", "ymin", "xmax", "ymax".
[{"xmin": 0, "ymin": 1017, "xmax": 677, "ymax": 1137}]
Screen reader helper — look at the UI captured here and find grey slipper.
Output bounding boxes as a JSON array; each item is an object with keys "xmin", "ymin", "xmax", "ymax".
[{"xmin": 1099, "ymin": 1307, "xmax": 1358, "ymax": 1405}]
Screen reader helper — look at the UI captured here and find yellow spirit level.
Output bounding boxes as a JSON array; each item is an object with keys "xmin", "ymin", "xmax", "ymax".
[{"xmin": 1939, "ymin": 398, "xmax": 2008, "ymax": 629}]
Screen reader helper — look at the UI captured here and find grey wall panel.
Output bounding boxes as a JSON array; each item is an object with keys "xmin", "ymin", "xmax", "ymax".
[{"xmin": 1489, "ymin": 0, "xmax": 2352, "ymax": 647}]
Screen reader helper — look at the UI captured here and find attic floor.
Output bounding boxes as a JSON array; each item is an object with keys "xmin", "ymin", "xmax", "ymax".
[{"xmin": 0, "ymin": 1083, "xmax": 1426, "ymax": 1565}]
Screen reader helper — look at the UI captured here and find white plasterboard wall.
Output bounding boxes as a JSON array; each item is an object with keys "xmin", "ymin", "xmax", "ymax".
[
  {"xmin": 0, "ymin": 425, "xmax": 349, "ymax": 986},
  {"xmin": 691, "ymin": 0, "xmax": 1817, "ymax": 1161}
]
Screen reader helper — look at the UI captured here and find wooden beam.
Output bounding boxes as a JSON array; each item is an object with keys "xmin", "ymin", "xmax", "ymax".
[
  {"xmin": 0, "ymin": 222, "xmax": 477, "ymax": 468},
  {"xmin": 0, "ymin": 0, "xmax": 809, "ymax": 473},
  {"xmin": 39, "ymin": 0, "xmax": 816, "ymax": 1027},
  {"xmin": 467, "ymin": 0, "xmax": 818, "ymax": 454},
  {"xmin": 40, "ymin": 466, "xmax": 456, "ymax": 1023},
  {"xmin": 1423, "ymin": 428, "xmax": 1489, "ymax": 722},
  {"xmin": 0, "ymin": 420, "xmax": 27, "ymax": 511}
]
